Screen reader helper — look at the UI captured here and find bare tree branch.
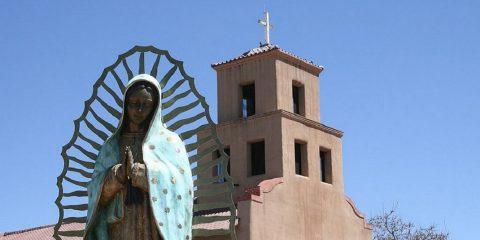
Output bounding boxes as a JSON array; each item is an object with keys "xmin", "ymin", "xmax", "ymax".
[{"xmin": 369, "ymin": 205, "xmax": 449, "ymax": 240}]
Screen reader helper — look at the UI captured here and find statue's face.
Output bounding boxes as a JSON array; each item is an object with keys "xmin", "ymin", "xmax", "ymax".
[{"xmin": 126, "ymin": 86, "xmax": 155, "ymax": 126}]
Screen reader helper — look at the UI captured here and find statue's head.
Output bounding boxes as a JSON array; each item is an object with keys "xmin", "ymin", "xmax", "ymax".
[{"xmin": 124, "ymin": 81, "xmax": 159, "ymax": 132}]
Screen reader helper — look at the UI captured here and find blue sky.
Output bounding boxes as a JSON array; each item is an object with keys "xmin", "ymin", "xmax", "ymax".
[{"xmin": 0, "ymin": 0, "xmax": 479, "ymax": 239}]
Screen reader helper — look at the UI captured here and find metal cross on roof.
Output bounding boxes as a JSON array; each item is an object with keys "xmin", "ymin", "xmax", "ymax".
[{"xmin": 258, "ymin": 11, "xmax": 273, "ymax": 45}]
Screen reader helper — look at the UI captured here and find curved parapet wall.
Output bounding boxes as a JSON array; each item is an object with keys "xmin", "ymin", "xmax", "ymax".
[
  {"xmin": 234, "ymin": 177, "xmax": 372, "ymax": 240},
  {"xmin": 345, "ymin": 195, "xmax": 373, "ymax": 230},
  {"xmin": 237, "ymin": 178, "xmax": 285, "ymax": 203}
]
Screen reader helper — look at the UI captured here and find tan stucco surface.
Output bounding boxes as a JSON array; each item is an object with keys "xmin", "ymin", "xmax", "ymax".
[
  {"xmin": 209, "ymin": 112, "xmax": 371, "ymax": 240},
  {"xmin": 197, "ymin": 47, "xmax": 372, "ymax": 239}
]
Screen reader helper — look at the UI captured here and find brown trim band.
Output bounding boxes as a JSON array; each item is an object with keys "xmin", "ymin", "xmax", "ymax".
[{"xmin": 217, "ymin": 110, "xmax": 343, "ymax": 138}]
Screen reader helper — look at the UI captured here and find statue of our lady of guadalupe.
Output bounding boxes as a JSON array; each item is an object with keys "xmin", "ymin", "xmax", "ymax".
[{"xmin": 84, "ymin": 74, "xmax": 194, "ymax": 240}]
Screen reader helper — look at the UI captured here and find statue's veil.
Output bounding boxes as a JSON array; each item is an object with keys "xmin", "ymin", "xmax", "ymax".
[{"xmin": 55, "ymin": 46, "xmax": 237, "ymax": 240}]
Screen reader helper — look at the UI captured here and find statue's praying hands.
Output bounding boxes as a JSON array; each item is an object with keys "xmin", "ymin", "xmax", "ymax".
[
  {"xmin": 124, "ymin": 146, "xmax": 149, "ymax": 192},
  {"xmin": 106, "ymin": 146, "xmax": 149, "ymax": 194},
  {"xmin": 98, "ymin": 146, "xmax": 149, "ymax": 209}
]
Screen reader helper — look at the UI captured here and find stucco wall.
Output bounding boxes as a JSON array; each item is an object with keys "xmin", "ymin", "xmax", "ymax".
[
  {"xmin": 275, "ymin": 58, "xmax": 320, "ymax": 122},
  {"xmin": 203, "ymin": 113, "xmax": 371, "ymax": 240},
  {"xmin": 215, "ymin": 52, "xmax": 321, "ymax": 124},
  {"xmin": 280, "ymin": 117, "xmax": 344, "ymax": 191},
  {"xmin": 213, "ymin": 112, "xmax": 284, "ymax": 199},
  {"xmin": 216, "ymin": 54, "xmax": 277, "ymax": 123},
  {"xmin": 242, "ymin": 178, "xmax": 371, "ymax": 240},
  {"xmin": 241, "ymin": 117, "xmax": 371, "ymax": 239}
]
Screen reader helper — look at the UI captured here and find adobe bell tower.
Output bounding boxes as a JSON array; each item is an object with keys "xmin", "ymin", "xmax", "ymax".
[
  {"xmin": 210, "ymin": 43, "xmax": 345, "ymax": 195},
  {"xmin": 196, "ymin": 12, "xmax": 371, "ymax": 237},
  {"xmin": 214, "ymin": 44, "xmax": 322, "ymax": 124},
  {"xmin": 204, "ymin": 43, "xmax": 372, "ymax": 239}
]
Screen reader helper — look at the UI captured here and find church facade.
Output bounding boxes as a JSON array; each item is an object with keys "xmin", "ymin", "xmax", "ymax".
[{"xmin": 198, "ymin": 44, "xmax": 372, "ymax": 240}]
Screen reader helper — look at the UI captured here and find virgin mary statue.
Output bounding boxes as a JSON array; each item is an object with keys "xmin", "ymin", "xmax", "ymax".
[{"xmin": 84, "ymin": 74, "xmax": 194, "ymax": 240}]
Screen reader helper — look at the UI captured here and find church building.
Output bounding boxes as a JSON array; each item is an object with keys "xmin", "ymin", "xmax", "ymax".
[
  {"xmin": 0, "ymin": 15, "xmax": 372, "ymax": 239},
  {"xmin": 195, "ymin": 43, "xmax": 372, "ymax": 240}
]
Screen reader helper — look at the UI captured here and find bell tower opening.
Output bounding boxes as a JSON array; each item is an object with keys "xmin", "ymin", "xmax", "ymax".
[
  {"xmin": 292, "ymin": 81, "xmax": 305, "ymax": 116},
  {"xmin": 241, "ymin": 83, "xmax": 256, "ymax": 118},
  {"xmin": 319, "ymin": 148, "xmax": 332, "ymax": 184},
  {"xmin": 294, "ymin": 140, "xmax": 308, "ymax": 176},
  {"xmin": 248, "ymin": 140, "xmax": 266, "ymax": 176}
]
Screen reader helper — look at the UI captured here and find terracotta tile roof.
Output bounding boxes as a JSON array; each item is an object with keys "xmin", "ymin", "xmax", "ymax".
[
  {"xmin": 0, "ymin": 223, "xmax": 83, "ymax": 240},
  {"xmin": 193, "ymin": 209, "xmax": 238, "ymax": 231},
  {"xmin": 0, "ymin": 210, "xmax": 238, "ymax": 239},
  {"xmin": 211, "ymin": 44, "xmax": 323, "ymax": 71}
]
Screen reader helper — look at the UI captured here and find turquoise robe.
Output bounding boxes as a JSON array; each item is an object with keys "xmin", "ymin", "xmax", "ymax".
[{"xmin": 84, "ymin": 74, "xmax": 194, "ymax": 240}]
